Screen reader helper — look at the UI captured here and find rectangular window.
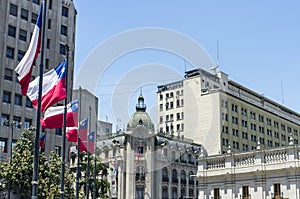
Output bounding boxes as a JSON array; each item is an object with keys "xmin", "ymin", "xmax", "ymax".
[
  {"xmin": 25, "ymin": 97, "xmax": 33, "ymax": 108},
  {"xmin": 6, "ymin": 46, "xmax": 14, "ymax": 59},
  {"xmin": 61, "ymin": 25, "xmax": 68, "ymax": 36},
  {"xmin": 46, "ymin": 59, "xmax": 49, "ymax": 69},
  {"xmin": 159, "ymin": 104, "xmax": 163, "ymax": 111},
  {"xmin": 14, "ymin": 94, "xmax": 22, "ymax": 106},
  {"xmin": 55, "ymin": 128, "xmax": 62, "ymax": 136},
  {"xmin": 3, "ymin": 91, "xmax": 11, "ymax": 103},
  {"xmin": 31, "ymin": 13, "xmax": 38, "ymax": 24},
  {"xmin": 1, "ymin": 114, "xmax": 9, "ymax": 126},
  {"xmin": 48, "ymin": 19, "xmax": 51, "ymax": 29},
  {"xmin": 213, "ymin": 188, "xmax": 220, "ymax": 199},
  {"xmin": 60, "ymin": 44, "xmax": 66, "ymax": 55},
  {"xmin": 49, "ymin": 0, "xmax": 52, "ymax": 10},
  {"xmin": 13, "ymin": 116, "xmax": 21, "ymax": 128},
  {"xmin": 242, "ymin": 186, "xmax": 249, "ymax": 198},
  {"xmin": 21, "ymin": 8, "xmax": 28, "ymax": 20},
  {"xmin": 0, "ymin": 139, "xmax": 7, "ymax": 153},
  {"xmin": 18, "ymin": 50, "xmax": 25, "ymax": 61},
  {"xmin": 274, "ymin": 183, "xmax": 281, "ymax": 199},
  {"xmin": 10, "ymin": 4, "xmax": 18, "ymax": 17},
  {"xmin": 46, "ymin": 38, "xmax": 50, "ymax": 49},
  {"xmin": 4, "ymin": 68, "xmax": 13, "ymax": 81},
  {"xmin": 62, "ymin": 6, "xmax": 69, "ymax": 17},
  {"xmin": 19, "ymin": 29, "xmax": 27, "ymax": 42},
  {"xmin": 33, "ymin": 0, "xmax": 40, "ymax": 5},
  {"xmin": 24, "ymin": 118, "xmax": 32, "ymax": 128},
  {"xmin": 8, "ymin": 25, "xmax": 16, "ymax": 37},
  {"xmin": 55, "ymin": 146, "xmax": 61, "ymax": 156}
]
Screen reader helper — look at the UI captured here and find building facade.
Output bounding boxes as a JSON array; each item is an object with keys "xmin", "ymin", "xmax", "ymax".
[
  {"xmin": 0, "ymin": 0, "xmax": 76, "ymax": 160},
  {"xmin": 157, "ymin": 68, "xmax": 300, "ymax": 155},
  {"xmin": 197, "ymin": 142, "xmax": 300, "ymax": 199},
  {"xmin": 97, "ymin": 94, "xmax": 205, "ymax": 199}
]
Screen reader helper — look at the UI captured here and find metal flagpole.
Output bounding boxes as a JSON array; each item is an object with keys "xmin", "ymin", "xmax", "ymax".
[
  {"xmin": 93, "ymin": 116, "xmax": 98, "ymax": 199},
  {"xmin": 32, "ymin": 0, "xmax": 47, "ymax": 198},
  {"xmin": 60, "ymin": 45, "xmax": 69, "ymax": 199},
  {"xmin": 75, "ymin": 87, "xmax": 82, "ymax": 199},
  {"xmin": 86, "ymin": 107, "xmax": 91, "ymax": 199}
]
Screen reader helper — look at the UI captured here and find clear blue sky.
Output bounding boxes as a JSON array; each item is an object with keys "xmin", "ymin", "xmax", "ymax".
[{"xmin": 73, "ymin": 1, "xmax": 300, "ymax": 129}]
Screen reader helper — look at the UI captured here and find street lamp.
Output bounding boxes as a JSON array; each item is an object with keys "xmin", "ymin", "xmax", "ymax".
[{"xmin": 5, "ymin": 119, "xmax": 22, "ymax": 199}]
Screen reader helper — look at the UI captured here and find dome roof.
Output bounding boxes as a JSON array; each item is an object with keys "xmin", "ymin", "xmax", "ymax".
[
  {"xmin": 127, "ymin": 93, "xmax": 154, "ymax": 131},
  {"xmin": 127, "ymin": 111, "xmax": 154, "ymax": 130}
]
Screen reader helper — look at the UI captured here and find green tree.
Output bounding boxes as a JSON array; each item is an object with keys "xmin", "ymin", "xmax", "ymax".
[
  {"xmin": 0, "ymin": 127, "xmax": 75, "ymax": 198},
  {"xmin": 79, "ymin": 153, "xmax": 110, "ymax": 199}
]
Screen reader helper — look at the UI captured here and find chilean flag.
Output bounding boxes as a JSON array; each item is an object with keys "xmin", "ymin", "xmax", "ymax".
[
  {"xmin": 41, "ymin": 99, "xmax": 79, "ymax": 129},
  {"xmin": 27, "ymin": 60, "xmax": 66, "ymax": 112},
  {"xmin": 15, "ymin": 3, "xmax": 43, "ymax": 96},
  {"xmin": 66, "ymin": 127, "xmax": 78, "ymax": 142},
  {"xmin": 76, "ymin": 118, "xmax": 90, "ymax": 152}
]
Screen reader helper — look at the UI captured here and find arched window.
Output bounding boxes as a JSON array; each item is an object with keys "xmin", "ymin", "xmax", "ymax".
[
  {"xmin": 181, "ymin": 170, "xmax": 186, "ymax": 184},
  {"xmin": 162, "ymin": 167, "xmax": 169, "ymax": 182},
  {"xmin": 181, "ymin": 187, "xmax": 186, "ymax": 198},
  {"xmin": 136, "ymin": 166, "xmax": 145, "ymax": 181},
  {"xmin": 172, "ymin": 169, "xmax": 178, "ymax": 183},
  {"xmin": 189, "ymin": 188, "xmax": 194, "ymax": 197},
  {"xmin": 189, "ymin": 171, "xmax": 194, "ymax": 185},
  {"xmin": 162, "ymin": 186, "xmax": 168, "ymax": 199},
  {"xmin": 172, "ymin": 187, "xmax": 178, "ymax": 199}
]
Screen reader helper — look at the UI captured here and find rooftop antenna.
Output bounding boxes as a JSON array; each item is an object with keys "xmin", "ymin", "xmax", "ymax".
[
  {"xmin": 209, "ymin": 41, "xmax": 219, "ymax": 73},
  {"xmin": 281, "ymin": 81, "xmax": 284, "ymax": 104}
]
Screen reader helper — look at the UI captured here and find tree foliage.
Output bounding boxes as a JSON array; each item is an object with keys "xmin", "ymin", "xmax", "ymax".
[
  {"xmin": 0, "ymin": 127, "xmax": 75, "ymax": 198},
  {"xmin": 79, "ymin": 153, "xmax": 110, "ymax": 199}
]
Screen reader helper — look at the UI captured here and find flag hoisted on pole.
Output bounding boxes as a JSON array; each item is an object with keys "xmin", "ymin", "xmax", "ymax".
[
  {"xmin": 31, "ymin": 0, "xmax": 47, "ymax": 198},
  {"xmin": 15, "ymin": 2, "xmax": 43, "ymax": 96},
  {"xmin": 76, "ymin": 87, "xmax": 82, "ymax": 199},
  {"xmin": 27, "ymin": 60, "xmax": 67, "ymax": 112},
  {"xmin": 60, "ymin": 45, "xmax": 69, "ymax": 199}
]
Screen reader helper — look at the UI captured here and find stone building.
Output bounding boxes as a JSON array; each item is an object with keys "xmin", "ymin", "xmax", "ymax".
[
  {"xmin": 97, "ymin": 94, "xmax": 205, "ymax": 199},
  {"xmin": 157, "ymin": 68, "xmax": 300, "ymax": 156},
  {"xmin": 197, "ymin": 141, "xmax": 300, "ymax": 199},
  {"xmin": 0, "ymin": 0, "xmax": 76, "ymax": 159}
]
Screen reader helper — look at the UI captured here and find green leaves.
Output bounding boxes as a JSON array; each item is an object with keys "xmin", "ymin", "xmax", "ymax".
[{"xmin": 0, "ymin": 128, "xmax": 75, "ymax": 198}]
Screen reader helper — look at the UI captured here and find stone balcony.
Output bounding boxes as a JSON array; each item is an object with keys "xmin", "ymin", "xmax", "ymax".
[{"xmin": 198, "ymin": 145, "xmax": 300, "ymax": 177}]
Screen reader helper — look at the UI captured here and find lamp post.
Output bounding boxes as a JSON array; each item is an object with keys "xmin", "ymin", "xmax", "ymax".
[{"xmin": 5, "ymin": 119, "xmax": 22, "ymax": 199}]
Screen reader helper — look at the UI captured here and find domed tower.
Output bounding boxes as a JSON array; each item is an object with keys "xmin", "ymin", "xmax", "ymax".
[
  {"xmin": 127, "ymin": 93, "xmax": 154, "ymax": 133},
  {"xmin": 125, "ymin": 93, "xmax": 155, "ymax": 198}
]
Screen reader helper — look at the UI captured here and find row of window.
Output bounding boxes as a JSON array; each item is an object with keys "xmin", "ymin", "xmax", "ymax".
[
  {"xmin": 159, "ymin": 90, "xmax": 184, "ymax": 100},
  {"xmin": 159, "ymin": 99, "xmax": 184, "ymax": 111},
  {"xmin": 222, "ymin": 112, "xmax": 298, "ymax": 135},
  {"xmin": 162, "ymin": 167, "xmax": 195, "ymax": 183},
  {"xmin": 222, "ymin": 137, "xmax": 295, "ymax": 152},
  {"xmin": 1, "ymin": 114, "xmax": 32, "ymax": 129},
  {"xmin": 164, "ymin": 123, "xmax": 184, "ymax": 133},
  {"xmin": 222, "ymin": 124, "xmax": 297, "ymax": 143},
  {"xmin": 212, "ymin": 183, "xmax": 281, "ymax": 199},
  {"xmin": 0, "ymin": 137, "xmax": 62, "ymax": 156},
  {"xmin": 160, "ymin": 112, "xmax": 184, "ymax": 123},
  {"xmin": 9, "ymin": 2, "xmax": 68, "ymax": 20},
  {"xmin": 222, "ymin": 100, "xmax": 296, "ymax": 131},
  {"xmin": 2, "ymin": 91, "xmax": 32, "ymax": 107},
  {"xmin": 6, "ymin": 42, "xmax": 67, "ymax": 62}
]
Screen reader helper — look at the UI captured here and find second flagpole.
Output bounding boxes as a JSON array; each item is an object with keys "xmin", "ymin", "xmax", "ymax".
[
  {"xmin": 31, "ymin": 0, "xmax": 47, "ymax": 198},
  {"xmin": 60, "ymin": 44, "xmax": 69, "ymax": 199}
]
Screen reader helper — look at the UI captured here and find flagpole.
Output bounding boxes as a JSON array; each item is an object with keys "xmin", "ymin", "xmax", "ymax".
[
  {"xmin": 75, "ymin": 86, "xmax": 82, "ymax": 199},
  {"xmin": 86, "ymin": 107, "xmax": 91, "ymax": 199},
  {"xmin": 60, "ymin": 45, "xmax": 69, "ymax": 199},
  {"xmin": 93, "ymin": 117, "xmax": 97, "ymax": 199},
  {"xmin": 32, "ymin": 0, "xmax": 47, "ymax": 198}
]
